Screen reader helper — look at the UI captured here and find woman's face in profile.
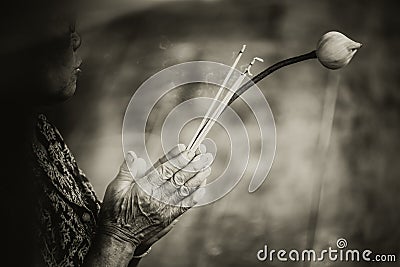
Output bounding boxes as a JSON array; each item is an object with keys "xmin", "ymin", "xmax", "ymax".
[
  {"xmin": 2, "ymin": 5, "xmax": 82, "ymax": 105},
  {"xmin": 35, "ymin": 17, "xmax": 82, "ymax": 103}
]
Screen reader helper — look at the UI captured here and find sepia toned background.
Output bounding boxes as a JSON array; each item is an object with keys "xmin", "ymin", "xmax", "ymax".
[{"xmin": 46, "ymin": 0, "xmax": 400, "ymax": 266}]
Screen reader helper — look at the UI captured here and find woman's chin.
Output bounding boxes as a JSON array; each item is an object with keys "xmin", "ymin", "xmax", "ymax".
[
  {"xmin": 61, "ymin": 85, "xmax": 77, "ymax": 101},
  {"xmin": 37, "ymin": 80, "xmax": 78, "ymax": 105},
  {"xmin": 55, "ymin": 71, "xmax": 80, "ymax": 101},
  {"xmin": 57, "ymin": 81, "xmax": 77, "ymax": 102}
]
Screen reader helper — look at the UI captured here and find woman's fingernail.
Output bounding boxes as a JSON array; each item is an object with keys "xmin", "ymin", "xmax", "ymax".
[
  {"xmin": 205, "ymin": 153, "xmax": 214, "ymax": 164},
  {"xmin": 126, "ymin": 151, "xmax": 137, "ymax": 163},
  {"xmin": 199, "ymin": 144, "xmax": 206, "ymax": 154}
]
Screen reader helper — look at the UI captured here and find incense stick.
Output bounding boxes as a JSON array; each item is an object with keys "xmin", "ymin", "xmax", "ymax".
[
  {"xmin": 189, "ymin": 57, "xmax": 263, "ymax": 152},
  {"xmin": 187, "ymin": 45, "xmax": 246, "ymax": 150}
]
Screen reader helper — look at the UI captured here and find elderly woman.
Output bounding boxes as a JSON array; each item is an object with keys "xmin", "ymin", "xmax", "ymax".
[{"xmin": 0, "ymin": 1, "xmax": 212, "ymax": 266}]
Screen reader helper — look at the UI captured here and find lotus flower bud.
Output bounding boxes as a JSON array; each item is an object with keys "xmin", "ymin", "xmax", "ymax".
[{"xmin": 316, "ymin": 31, "xmax": 362, "ymax": 70}]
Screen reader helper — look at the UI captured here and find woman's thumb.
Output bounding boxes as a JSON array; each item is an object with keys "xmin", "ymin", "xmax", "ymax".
[
  {"xmin": 121, "ymin": 151, "xmax": 148, "ymax": 180},
  {"xmin": 120, "ymin": 151, "xmax": 138, "ymax": 177}
]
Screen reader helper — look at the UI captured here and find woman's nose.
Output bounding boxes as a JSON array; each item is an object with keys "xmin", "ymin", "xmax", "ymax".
[{"xmin": 71, "ymin": 32, "xmax": 81, "ymax": 51}]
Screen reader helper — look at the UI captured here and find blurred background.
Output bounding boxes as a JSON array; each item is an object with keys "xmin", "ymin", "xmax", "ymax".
[{"xmin": 45, "ymin": 0, "xmax": 400, "ymax": 266}]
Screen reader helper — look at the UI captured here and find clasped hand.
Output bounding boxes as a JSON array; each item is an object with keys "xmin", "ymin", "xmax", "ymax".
[{"xmin": 99, "ymin": 144, "xmax": 213, "ymax": 253}]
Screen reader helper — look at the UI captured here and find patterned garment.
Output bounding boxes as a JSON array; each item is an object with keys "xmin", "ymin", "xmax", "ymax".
[{"xmin": 31, "ymin": 114, "xmax": 101, "ymax": 266}]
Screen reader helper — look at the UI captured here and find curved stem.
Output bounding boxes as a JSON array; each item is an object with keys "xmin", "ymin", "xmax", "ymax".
[
  {"xmin": 190, "ymin": 50, "xmax": 317, "ymax": 150},
  {"xmin": 228, "ymin": 50, "xmax": 317, "ymax": 105}
]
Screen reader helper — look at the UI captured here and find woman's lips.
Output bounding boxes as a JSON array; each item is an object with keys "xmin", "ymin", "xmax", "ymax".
[
  {"xmin": 73, "ymin": 66, "xmax": 81, "ymax": 75},
  {"xmin": 74, "ymin": 58, "xmax": 82, "ymax": 73}
]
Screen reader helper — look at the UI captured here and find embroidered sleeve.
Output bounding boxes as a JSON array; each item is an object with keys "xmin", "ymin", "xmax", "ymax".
[{"xmin": 32, "ymin": 114, "xmax": 101, "ymax": 267}]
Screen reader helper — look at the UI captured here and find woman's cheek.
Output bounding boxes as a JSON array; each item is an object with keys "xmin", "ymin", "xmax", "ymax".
[{"xmin": 43, "ymin": 62, "xmax": 76, "ymax": 102}]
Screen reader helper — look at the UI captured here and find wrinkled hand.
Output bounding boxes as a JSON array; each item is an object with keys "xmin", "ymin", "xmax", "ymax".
[{"xmin": 98, "ymin": 144, "xmax": 212, "ymax": 250}]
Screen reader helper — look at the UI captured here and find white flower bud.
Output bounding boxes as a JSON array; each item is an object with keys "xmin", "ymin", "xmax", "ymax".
[{"xmin": 316, "ymin": 31, "xmax": 362, "ymax": 70}]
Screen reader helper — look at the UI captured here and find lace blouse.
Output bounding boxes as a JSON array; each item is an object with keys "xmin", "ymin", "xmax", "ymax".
[{"xmin": 31, "ymin": 114, "xmax": 101, "ymax": 266}]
